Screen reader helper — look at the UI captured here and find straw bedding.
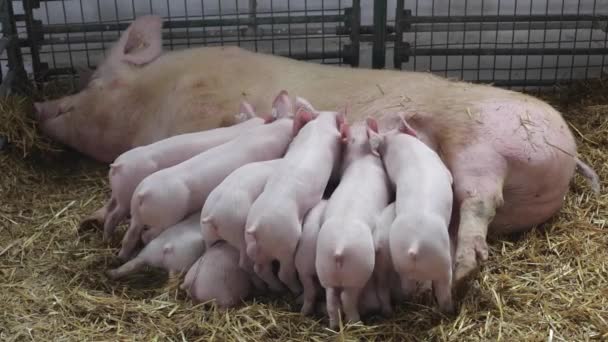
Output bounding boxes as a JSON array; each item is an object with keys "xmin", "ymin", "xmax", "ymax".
[{"xmin": 0, "ymin": 80, "xmax": 606, "ymax": 341}]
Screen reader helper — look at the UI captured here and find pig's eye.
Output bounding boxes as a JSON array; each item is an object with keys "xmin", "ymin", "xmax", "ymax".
[{"xmin": 142, "ymin": 225, "xmax": 150, "ymax": 231}]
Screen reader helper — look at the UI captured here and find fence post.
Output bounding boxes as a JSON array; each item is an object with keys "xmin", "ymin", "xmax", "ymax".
[
  {"xmin": 372, "ymin": 0, "xmax": 387, "ymax": 69},
  {"xmin": 22, "ymin": 0, "xmax": 46, "ymax": 87},
  {"xmin": 0, "ymin": 0, "xmax": 28, "ymax": 95}
]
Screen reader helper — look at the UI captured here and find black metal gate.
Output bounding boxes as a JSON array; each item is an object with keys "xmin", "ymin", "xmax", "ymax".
[{"xmin": 1, "ymin": 0, "xmax": 607, "ymax": 93}]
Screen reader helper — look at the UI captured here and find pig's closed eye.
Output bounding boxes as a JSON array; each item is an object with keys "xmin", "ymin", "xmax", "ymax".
[{"xmin": 142, "ymin": 225, "xmax": 150, "ymax": 231}]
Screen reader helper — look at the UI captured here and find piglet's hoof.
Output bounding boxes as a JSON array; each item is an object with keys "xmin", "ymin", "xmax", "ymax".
[
  {"xmin": 79, "ymin": 207, "xmax": 107, "ymax": 231},
  {"xmin": 453, "ymin": 235, "xmax": 489, "ymax": 293}
]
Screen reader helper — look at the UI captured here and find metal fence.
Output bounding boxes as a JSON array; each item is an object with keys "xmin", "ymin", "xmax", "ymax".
[{"xmin": 0, "ymin": 0, "xmax": 607, "ymax": 93}]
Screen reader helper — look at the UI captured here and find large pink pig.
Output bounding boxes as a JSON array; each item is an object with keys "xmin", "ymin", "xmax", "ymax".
[
  {"xmin": 368, "ymin": 115, "xmax": 455, "ymax": 313},
  {"xmin": 200, "ymin": 158, "xmax": 278, "ymax": 292},
  {"xmin": 294, "ymin": 199, "xmax": 328, "ymax": 315},
  {"xmin": 34, "ymin": 15, "xmax": 600, "ymax": 290},
  {"xmin": 118, "ymin": 96, "xmax": 294, "ymax": 260},
  {"xmin": 315, "ymin": 121, "xmax": 391, "ymax": 329},
  {"xmin": 102, "ymin": 102, "xmax": 263, "ymax": 241},
  {"xmin": 181, "ymin": 241, "xmax": 252, "ymax": 309},
  {"xmin": 106, "ymin": 212, "xmax": 204, "ymax": 279},
  {"xmin": 244, "ymin": 99, "xmax": 346, "ymax": 295}
]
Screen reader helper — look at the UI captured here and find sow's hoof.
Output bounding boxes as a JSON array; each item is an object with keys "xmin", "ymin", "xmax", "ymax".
[{"xmin": 453, "ymin": 235, "xmax": 489, "ymax": 295}]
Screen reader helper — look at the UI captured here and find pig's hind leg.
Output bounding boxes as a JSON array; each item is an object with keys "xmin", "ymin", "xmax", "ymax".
[
  {"xmin": 448, "ymin": 146, "xmax": 506, "ymax": 291},
  {"xmin": 277, "ymin": 253, "xmax": 302, "ymax": 295},
  {"xmin": 103, "ymin": 198, "xmax": 128, "ymax": 241},
  {"xmin": 299, "ymin": 273, "xmax": 318, "ymax": 316},
  {"xmin": 254, "ymin": 261, "xmax": 286, "ymax": 293},
  {"xmin": 340, "ymin": 286, "xmax": 364, "ymax": 325},
  {"xmin": 106, "ymin": 257, "xmax": 146, "ymax": 279},
  {"xmin": 326, "ymin": 287, "xmax": 341, "ymax": 329}
]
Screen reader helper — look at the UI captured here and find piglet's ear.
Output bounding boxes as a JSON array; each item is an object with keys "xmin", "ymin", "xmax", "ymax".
[
  {"xmin": 294, "ymin": 96, "xmax": 316, "ymax": 114},
  {"xmin": 234, "ymin": 100, "xmax": 256, "ymax": 122},
  {"xmin": 398, "ymin": 117, "xmax": 418, "ymax": 137},
  {"xmin": 366, "ymin": 117, "xmax": 383, "ymax": 157},
  {"xmin": 339, "ymin": 123, "xmax": 350, "ymax": 143},
  {"xmin": 272, "ymin": 90, "xmax": 293, "ymax": 119},
  {"xmin": 366, "ymin": 117, "xmax": 379, "ymax": 135},
  {"xmin": 293, "ymin": 110, "xmax": 314, "ymax": 136}
]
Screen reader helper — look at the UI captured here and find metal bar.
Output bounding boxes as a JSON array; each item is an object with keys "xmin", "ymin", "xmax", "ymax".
[
  {"xmin": 408, "ymin": 47, "xmax": 608, "ymax": 56},
  {"xmin": 0, "ymin": 36, "xmax": 9, "ymax": 53},
  {"xmin": 406, "ymin": 20, "xmax": 598, "ymax": 33},
  {"xmin": 22, "ymin": 0, "xmax": 43, "ymax": 83},
  {"xmin": 0, "ymin": 69, "xmax": 15, "ymax": 96},
  {"xmin": 0, "ymin": 0, "xmax": 27, "ymax": 92},
  {"xmin": 372, "ymin": 0, "xmax": 387, "ymax": 69},
  {"xmin": 40, "ymin": 15, "xmax": 347, "ymax": 34},
  {"xmin": 404, "ymin": 14, "xmax": 607, "ymax": 24}
]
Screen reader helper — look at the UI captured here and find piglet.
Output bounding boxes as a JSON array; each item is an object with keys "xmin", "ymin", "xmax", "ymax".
[
  {"xmin": 245, "ymin": 97, "xmax": 346, "ymax": 295},
  {"xmin": 102, "ymin": 101, "xmax": 262, "ymax": 241},
  {"xmin": 118, "ymin": 91, "xmax": 295, "ymax": 260},
  {"xmin": 367, "ymin": 115, "xmax": 455, "ymax": 313},
  {"xmin": 200, "ymin": 159, "xmax": 279, "ymax": 291},
  {"xmin": 106, "ymin": 212, "xmax": 204, "ymax": 279},
  {"xmin": 294, "ymin": 199, "xmax": 328, "ymax": 315},
  {"xmin": 181, "ymin": 241, "xmax": 252, "ymax": 309},
  {"xmin": 315, "ymin": 122, "xmax": 391, "ymax": 329},
  {"xmin": 372, "ymin": 203, "xmax": 417, "ymax": 316}
]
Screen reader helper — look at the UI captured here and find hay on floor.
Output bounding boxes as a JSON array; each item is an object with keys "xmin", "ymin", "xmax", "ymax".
[{"xmin": 0, "ymin": 80, "xmax": 606, "ymax": 341}]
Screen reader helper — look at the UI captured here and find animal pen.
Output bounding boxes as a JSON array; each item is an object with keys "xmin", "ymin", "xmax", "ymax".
[{"xmin": 0, "ymin": 0, "xmax": 606, "ymax": 341}]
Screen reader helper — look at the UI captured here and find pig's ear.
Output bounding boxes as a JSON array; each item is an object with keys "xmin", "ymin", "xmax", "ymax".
[
  {"xmin": 235, "ymin": 100, "xmax": 256, "ymax": 122},
  {"xmin": 398, "ymin": 117, "xmax": 418, "ymax": 137},
  {"xmin": 336, "ymin": 106, "xmax": 348, "ymax": 128},
  {"xmin": 339, "ymin": 123, "xmax": 351, "ymax": 143},
  {"xmin": 114, "ymin": 15, "xmax": 163, "ymax": 66},
  {"xmin": 366, "ymin": 118, "xmax": 383, "ymax": 157},
  {"xmin": 293, "ymin": 110, "xmax": 314, "ymax": 136},
  {"xmin": 366, "ymin": 117, "xmax": 379, "ymax": 136},
  {"xmin": 294, "ymin": 96, "xmax": 316, "ymax": 114},
  {"xmin": 272, "ymin": 90, "xmax": 293, "ymax": 119}
]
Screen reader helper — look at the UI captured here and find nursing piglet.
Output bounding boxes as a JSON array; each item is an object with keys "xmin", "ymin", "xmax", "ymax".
[
  {"xmin": 102, "ymin": 101, "xmax": 262, "ymax": 241},
  {"xmin": 106, "ymin": 212, "xmax": 204, "ymax": 279},
  {"xmin": 294, "ymin": 199, "xmax": 328, "ymax": 315},
  {"xmin": 367, "ymin": 115, "xmax": 455, "ymax": 313},
  {"xmin": 118, "ymin": 91, "xmax": 295, "ymax": 260},
  {"xmin": 372, "ymin": 203, "xmax": 417, "ymax": 316},
  {"xmin": 200, "ymin": 159, "xmax": 279, "ymax": 291},
  {"xmin": 181, "ymin": 241, "xmax": 252, "ymax": 309},
  {"xmin": 245, "ymin": 98, "xmax": 346, "ymax": 295},
  {"xmin": 315, "ymin": 122, "xmax": 391, "ymax": 329}
]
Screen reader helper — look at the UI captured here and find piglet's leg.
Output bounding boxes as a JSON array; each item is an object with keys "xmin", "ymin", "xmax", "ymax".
[
  {"xmin": 299, "ymin": 274, "xmax": 318, "ymax": 316},
  {"xmin": 79, "ymin": 203, "xmax": 108, "ymax": 230},
  {"xmin": 433, "ymin": 274, "xmax": 454, "ymax": 314},
  {"xmin": 340, "ymin": 287, "xmax": 363, "ymax": 325},
  {"xmin": 326, "ymin": 287, "xmax": 341, "ymax": 330},
  {"xmin": 118, "ymin": 220, "xmax": 143, "ymax": 261},
  {"xmin": 449, "ymin": 147, "xmax": 506, "ymax": 290},
  {"xmin": 239, "ymin": 251, "xmax": 267, "ymax": 292},
  {"xmin": 104, "ymin": 202, "xmax": 127, "ymax": 242},
  {"xmin": 278, "ymin": 255, "xmax": 302, "ymax": 295},
  {"xmin": 106, "ymin": 257, "xmax": 146, "ymax": 279},
  {"xmin": 254, "ymin": 262, "xmax": 285, "ymax": 293}
]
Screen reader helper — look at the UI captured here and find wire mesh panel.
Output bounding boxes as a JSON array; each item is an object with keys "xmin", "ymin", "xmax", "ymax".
[
  {"xmin": 10, "ymin": 0, "xmax": 357, "ymax": 84},
  {"xmin": 389, "ymin": 0, "xmax": 608, "ymax": 88},
  {"xmin": 2, "ymin": 0, "xmax": 607, "ymax": 90}
]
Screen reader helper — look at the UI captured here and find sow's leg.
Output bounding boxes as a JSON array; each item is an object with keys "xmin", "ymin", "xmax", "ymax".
[{"xmin": 447, "ymin": 145, "xmax": 507, "ymax": 289}]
